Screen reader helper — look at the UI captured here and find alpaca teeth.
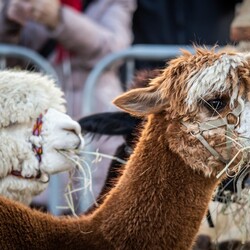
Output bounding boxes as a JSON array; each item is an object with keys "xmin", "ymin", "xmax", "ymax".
[{"xmin": 39, "ymin": 173, "xmax": 49, "ymax": 183}]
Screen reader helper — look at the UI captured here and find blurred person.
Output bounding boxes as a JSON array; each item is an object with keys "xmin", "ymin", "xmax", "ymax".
[
  {"xmin": 0, "ymin": 0, "xmax": 136, "ymax": 212},
  {"xmin": 230, "ymin": 0, "xmax": 250, "ymax": 43},
  {"xmin": 0, "ymin": 0, "xmax": 136, "ymax": 118},
  {"xmin": 132, "ymin": 0, "xmax": 241, "ymax": 70}
]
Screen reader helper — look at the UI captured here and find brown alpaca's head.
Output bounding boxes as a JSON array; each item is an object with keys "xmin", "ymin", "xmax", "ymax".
[{"xmin": 113, "ymin": 47, "xmax": 250, "ymax": 177}]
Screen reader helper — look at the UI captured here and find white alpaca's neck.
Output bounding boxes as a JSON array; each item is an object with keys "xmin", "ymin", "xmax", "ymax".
[{"xmin": 94, "ymin": 115, "xmax": 220, "ymax": 249}]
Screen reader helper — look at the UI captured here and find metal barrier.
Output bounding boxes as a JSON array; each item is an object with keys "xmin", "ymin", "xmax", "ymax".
[
  {"xmin": 0, "ymin": 44, "xmax": 61, "ymax": 215},
  {"xmin": 0, "ymin": 44, "xmax": 59, "ymax": 82},
  {"xmin": 82, "ymin": 44, "xmax": 196, "ymax": 115}
]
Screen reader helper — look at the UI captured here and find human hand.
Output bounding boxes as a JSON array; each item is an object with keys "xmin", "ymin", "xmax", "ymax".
[
  {"xmin": 30, "ymin": 0, "xmax": 61, "ymax": 29},
  {"xmin": 6, "ymin": 0, "xmax": 33, "ymax": 25}
]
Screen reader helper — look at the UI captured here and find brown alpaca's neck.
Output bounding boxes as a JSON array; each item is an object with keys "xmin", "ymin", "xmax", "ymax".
[
  {"xmin": 94, "ymin": 115, "xmax": 220, "ymax": 250},
  {"xmin": 0, "ymin": 115, "xmax": 220, "ymax": 250}
]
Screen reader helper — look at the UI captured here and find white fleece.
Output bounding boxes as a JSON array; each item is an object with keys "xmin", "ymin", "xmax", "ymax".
[
  {"xmin": 0, "ymin": 124, "xmax": 47, "ymax": 205},
  {"xmin": 186, "ymin": 54, "xmax": 245, "ymax": 107},
  {"xmin": 0, "ymin": 70, "xmax": 66, "ymax": 127},
  {"xmin": 0, "ymin": 70, "xmax": 84, "ymax": 205}
]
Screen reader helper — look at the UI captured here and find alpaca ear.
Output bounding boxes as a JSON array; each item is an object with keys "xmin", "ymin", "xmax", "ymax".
[{"xmin": 113, "ymin": 85, "xmax": 165, "ymax": 116}]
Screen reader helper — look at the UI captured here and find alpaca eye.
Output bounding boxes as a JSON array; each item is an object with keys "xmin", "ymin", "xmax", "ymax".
[{"xmin": 204, "ymin": 99, "xmax": 226, "ymax": 112}]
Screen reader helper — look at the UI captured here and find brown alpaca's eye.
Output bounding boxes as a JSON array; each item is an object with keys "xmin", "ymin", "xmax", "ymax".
[{"xmin": 204, "ymin": 99, "xmax": 227, "ymax": 112}]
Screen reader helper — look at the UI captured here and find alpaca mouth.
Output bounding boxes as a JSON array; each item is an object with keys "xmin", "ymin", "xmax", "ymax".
[{"xmin": 10, "ymin": 170, "xmax": 42, "ymax": 180}]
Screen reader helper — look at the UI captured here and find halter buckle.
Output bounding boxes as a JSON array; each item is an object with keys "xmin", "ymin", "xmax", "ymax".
[
  {"xmin": 188, "ymin": 121, "xmax": 201, "ymax": 136},
  {"xmin": 226, "ymin": 112, "xmax": 240, "ymax": 128}
]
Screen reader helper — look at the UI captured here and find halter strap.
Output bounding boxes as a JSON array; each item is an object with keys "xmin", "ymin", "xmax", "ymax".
[
  {"xmin": 32, "ymin": 114, "xmax": 43, "ymax": 162},
  {"xmin": 194, "ymin": 133, "xmax": 228, "ymax": 163},
  {"xmin": 182, "ymin": 97, "xmax": 245, "ymax": 165},
  {"xmin": 198, "ymin": 98, "xmax": 244, "ymax": 132}
]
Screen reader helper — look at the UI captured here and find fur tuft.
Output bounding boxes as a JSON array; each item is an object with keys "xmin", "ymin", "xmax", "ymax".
[{"xmin": 0, "ymin": 70, "xmax": 66, "ymax": 127}]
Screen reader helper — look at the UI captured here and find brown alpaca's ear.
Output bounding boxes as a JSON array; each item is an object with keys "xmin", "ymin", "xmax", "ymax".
[{"xmin": 113, "ymin": 85, "xmax": 165, "ymax": 116}]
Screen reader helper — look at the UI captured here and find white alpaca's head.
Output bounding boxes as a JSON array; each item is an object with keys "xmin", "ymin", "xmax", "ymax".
[{"xmin": 0, "ymin": 70, "xmax": 84, "ymax": 205}]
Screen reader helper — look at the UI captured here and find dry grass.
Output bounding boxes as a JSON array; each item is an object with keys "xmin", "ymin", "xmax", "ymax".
[{"xmin": 57, "ymin": 149, "xmax": 125, "ymax": 216}]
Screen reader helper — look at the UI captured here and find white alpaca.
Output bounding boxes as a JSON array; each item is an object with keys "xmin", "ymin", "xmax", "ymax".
[{"xmin": 0, "ymin": 70, "xmax": 84, "ymax": 205}]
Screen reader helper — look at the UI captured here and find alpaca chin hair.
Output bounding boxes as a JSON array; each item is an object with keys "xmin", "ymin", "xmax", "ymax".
[
  {"xmin": 196, "ymin": 164, "xmax": 214, "ymax": 178},
  {"xmin": 0, "ymin": 176, "xmax": 48, "ymax": 205}
]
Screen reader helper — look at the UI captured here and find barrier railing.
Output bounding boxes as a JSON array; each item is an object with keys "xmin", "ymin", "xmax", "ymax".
[
  {"xmin": 82, "ymin": 44, "xmax": 196, "ymax": 115},
  {"xmin": 0, "ymin": 44, "xmax": 59, "ymax": 82}
]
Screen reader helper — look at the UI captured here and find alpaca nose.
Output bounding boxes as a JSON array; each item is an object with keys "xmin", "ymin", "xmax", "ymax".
[
  {"xmin": 74, "ymin": 133, "xmax": 84, "ymax": 150},
  {"xmin": 61, "ymin": 120, "xmax": 84, "ymax": 151},
  {"xmin": 41, "ymin": 108, "xmax": 85, "ymax": 153}
]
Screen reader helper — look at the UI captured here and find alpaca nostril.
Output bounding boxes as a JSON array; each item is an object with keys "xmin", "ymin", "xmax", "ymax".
[
  {"xmin": 63, "ymin": 127, "xmax": 84, "ymax": 149},
  {"xmin": 64, "ymin": 128, "xmax": 77, "ymax": 135},
  {"xmin": 75, "ymin": 139, "xmax": 81, "ymax": 149},
  {"xmin": 75, "ymin": 136, "xmax": 84, "ymax": 150}
]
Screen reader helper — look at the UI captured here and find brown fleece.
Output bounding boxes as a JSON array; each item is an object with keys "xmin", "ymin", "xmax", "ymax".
[{"xmin": 0, "ymin": 48, "xmax": 245, "ymax": 249}]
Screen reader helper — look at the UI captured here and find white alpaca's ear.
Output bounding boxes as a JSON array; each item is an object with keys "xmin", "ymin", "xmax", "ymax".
[{"xmin": 113, "ymin": 85, "xmax": 166, "ymax": 116}]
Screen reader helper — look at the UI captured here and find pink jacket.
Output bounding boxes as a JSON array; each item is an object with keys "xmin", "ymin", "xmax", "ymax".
[{"xmin": 0, "ymin": 0, "xmax": 137, "ymax": 118}]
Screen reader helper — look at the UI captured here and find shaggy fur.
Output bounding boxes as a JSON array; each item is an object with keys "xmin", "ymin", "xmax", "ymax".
[
  {"xmin": 0, "ymin": 70, "xmax": 83, "ymax": 205},
  {"xmin": 0, "ymin": 70, "xmax": 65, "ymax": 127},
  {"xmin": 0, "ymin": 48, "xmax": 249, "ymax": 249}
]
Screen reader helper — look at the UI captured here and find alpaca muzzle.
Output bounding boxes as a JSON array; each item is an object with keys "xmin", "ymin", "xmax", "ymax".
[
  {"xmin": 31, "ymin": 108, "xmax": 84, "ymax": 175},
  {"xmin": 182, "ymin": 97, "xmax": 248, "ymax": 172}
]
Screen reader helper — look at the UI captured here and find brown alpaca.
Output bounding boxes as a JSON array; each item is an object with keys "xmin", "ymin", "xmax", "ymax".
[{"xmin": 0, "ymin": 47, "xmax": 249, "ymax": 250}]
